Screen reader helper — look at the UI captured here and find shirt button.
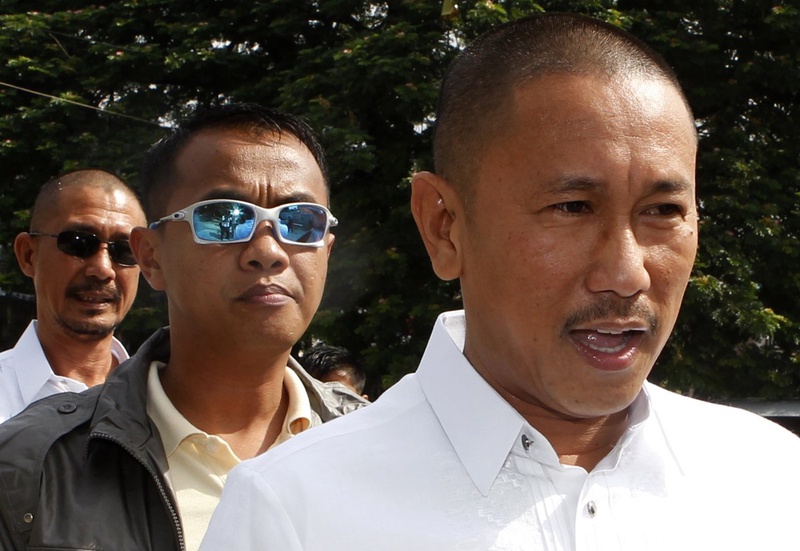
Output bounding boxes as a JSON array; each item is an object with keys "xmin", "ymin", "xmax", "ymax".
[
  {"xmin": 586, "ymin": 501, "xmax": 597, "ymax": 518},
  {"xmin": 23, "ymin": 512, "xmax": 34, "ymax": 523},
  {"xmin": 521, "ymin": 434, "xmax": 533, "ymax": 451}
]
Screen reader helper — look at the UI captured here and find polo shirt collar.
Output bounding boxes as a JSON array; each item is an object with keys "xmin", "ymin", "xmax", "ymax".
[
  {"xmin": 147, "ymin": 361, "xmax": 198, "ymax": 457},
  {"xmin": 146, "ymin": 361, "xmax": 314, "ymax": 457},
  {"xmin": 269, "ymin": 366, "xmax": 313, "ymax": 450}
]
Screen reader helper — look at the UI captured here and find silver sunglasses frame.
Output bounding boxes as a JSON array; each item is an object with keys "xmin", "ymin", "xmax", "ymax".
[{"xmin": 149, "ymin": 199, "xmax": 338, "ymax": 248}]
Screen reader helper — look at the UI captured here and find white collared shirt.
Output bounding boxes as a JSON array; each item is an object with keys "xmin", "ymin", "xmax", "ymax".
[
  {"xmin": 146, "ymin": 361, "xmax": 313, "ymax": 551},
  {"xmin": 201, "ymin": 310, "xmax": 800, "ymax": 551},
  {"xmin": 0, "ymin": 320, "xmax": 128, "ymax": 423}
]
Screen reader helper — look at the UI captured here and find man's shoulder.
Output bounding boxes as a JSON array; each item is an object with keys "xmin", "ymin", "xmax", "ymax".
[
  {"xmin": 645, "ymin": 382, "xmax": 800, "ymax": 455},
  {"xmin": 245, "ymin": 373, "xmax": 427, "ymax": 473},
  {"xmin": 0, "ymin": 321, "xmax": 36, "ymax": 362},
  {"xmin": 0, "ymin": 387, "xmax": 100, "ymax": 450}
]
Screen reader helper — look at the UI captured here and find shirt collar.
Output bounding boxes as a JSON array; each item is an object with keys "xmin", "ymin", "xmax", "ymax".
[
  {"xmin": 16, "ymin": 320, "xmax": 129, "ymax": 405},
  {"xmin": 110, "ymin": 337, "xmax": 130, "ymax": 363},
  {"xmin": 416, "ymin": 310, "xmax": 654, "ymax": 496},
  {"xmin": 15, "ymin": 321, "xmax": 57, "ymax": 405},
  {"xmin": 146, "ymin": 361, "xmax": 314, "ymax": 457},
  {"xmin": 269, "ymin": 366, "xmax": 313, "ymax": 450},
  {"xmin": 146, "ymin": 360, "xmax": 199, "ymax": 457},
  {"xmin": 416, "ymin": 311, "xmax": 529, "ymax": 497}
]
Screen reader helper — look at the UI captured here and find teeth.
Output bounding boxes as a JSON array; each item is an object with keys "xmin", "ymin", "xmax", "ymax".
[
  {"xmin": 587, "ymin": 341, "xmax": 628, "ymax": 354},
  {"xmin": 596, "ymin": 328, "xmax": 624, "ymax": 335}
]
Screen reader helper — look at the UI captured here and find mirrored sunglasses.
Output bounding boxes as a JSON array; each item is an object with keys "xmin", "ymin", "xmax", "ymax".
[
  {"xmin": 28, "ymin": 230, "xmax": 137, "ymax": 266},
  {"xmin": 149, "ymin": 199, "xmax": 338, "ymax": 248}
]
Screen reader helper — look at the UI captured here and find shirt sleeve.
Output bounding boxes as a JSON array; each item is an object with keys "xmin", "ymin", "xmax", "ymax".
[{"xmin": 199, "ymin": 463, "xmax": 304, "ymax": 551}]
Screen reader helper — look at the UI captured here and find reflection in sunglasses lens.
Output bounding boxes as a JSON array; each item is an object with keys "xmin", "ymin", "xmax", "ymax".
[
  {"xmin": 193, "ymin": 201, "xmax": 256, "ymax": 242},
  {"xmin": 278, "ymin": 205, "xmax": 327, "ymax": 243}
]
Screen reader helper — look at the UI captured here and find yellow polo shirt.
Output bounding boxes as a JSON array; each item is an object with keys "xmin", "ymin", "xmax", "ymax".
[{"xmin": 146, "ymin": 361, "xmax": 312, "ymax": 551}]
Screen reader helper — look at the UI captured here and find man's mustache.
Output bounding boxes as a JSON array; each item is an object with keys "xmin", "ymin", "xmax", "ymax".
[
  {"xmin": 65, "ymin": 283, "xmax": 120, "ymax": 303},
  {"xmin": 563, "ymin": 297, "xmax": 658, "ymax": 334}
]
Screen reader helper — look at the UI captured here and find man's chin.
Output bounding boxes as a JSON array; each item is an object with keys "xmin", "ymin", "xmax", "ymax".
[{"xmin": 57, "ymin": 316, "xmax": 118, "ymax": 340}]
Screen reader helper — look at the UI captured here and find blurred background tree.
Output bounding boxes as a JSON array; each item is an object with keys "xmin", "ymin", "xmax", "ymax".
[{"xmin": 1, "ymin": 0, "xmax": 797, "ymax": 400}]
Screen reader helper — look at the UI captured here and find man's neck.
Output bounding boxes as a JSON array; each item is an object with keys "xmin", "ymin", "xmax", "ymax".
[
  {"xmin": 501, "ymin": 390, "xmax": 632, "ymax": 471},
  {"xmin": 158, "ymin": 344, "xmax": 294, "ymax": 460},
  {"xmin": 540, "ymin": 409, "xmax": 630, "ymax": 471},
  {"xmin": 38, "ymin": 324, "xmax": 118, "ymax": 386}
]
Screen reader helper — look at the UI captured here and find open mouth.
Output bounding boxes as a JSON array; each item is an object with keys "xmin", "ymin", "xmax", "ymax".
[
  {"xmin": 568, "ymin": 328, "xmax": 647, "ymax": 370},
  {"xmin": 572, "ymin": 328, "xmax": 646, "ymax": 354}
]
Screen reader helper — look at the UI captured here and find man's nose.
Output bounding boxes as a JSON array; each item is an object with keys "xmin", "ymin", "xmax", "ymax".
[
  {"xmin": 239, "ymin": 221, "xmax": 291, "ymax": 272},
  {"xmin": 585, "ymin": 222, "xmax": 651, "ymax": 298},
  {"xmin": 83, "ymin": 244, "xmax": 117, "ymax": 280}
]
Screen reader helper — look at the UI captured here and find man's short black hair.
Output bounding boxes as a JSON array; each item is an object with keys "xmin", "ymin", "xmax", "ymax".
[
  {"xmin": 302, "ymin": 344, "xmax": 366, "ymax": 395},
  {"xmin": 433, "ymin": 13, "xmax": 694, "ymax": 193},
  {"xmin": 140, "ymin": 103, "xmax": 329, "ymax": 221}
]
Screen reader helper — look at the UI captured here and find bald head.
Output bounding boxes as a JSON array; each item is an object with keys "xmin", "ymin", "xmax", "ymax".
[
  {"xmin": 433, "ymin": 13, "xmax": 695, "ymax": 193},
  {"xmin": 30, "ymin": 170, "xmax": 142, "ymax": 230}
]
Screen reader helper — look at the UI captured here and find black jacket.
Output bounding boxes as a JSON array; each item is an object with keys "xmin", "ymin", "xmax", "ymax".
[{"xmin": 0, "ymin": 327, "xmax": 367, "ymax": 550}]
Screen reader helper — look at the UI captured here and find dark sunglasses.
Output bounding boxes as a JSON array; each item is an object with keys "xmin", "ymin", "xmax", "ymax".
[
  {"xmin": 28, "ymin": 230, "xmax": 137, "ymax": 267},
  {"xmin": 149, "ymin": 199, "xmax": 337, "ymax": 248}
]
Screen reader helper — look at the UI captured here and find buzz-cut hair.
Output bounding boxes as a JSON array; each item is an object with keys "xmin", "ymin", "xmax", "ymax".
[
  {"xmin": 140, "ymin": 103, "xmax": 329, "ymax": 221},
  {"xmin": 433, "ymin": 12, "xmax": 694, "ymax": 191},
  {"xmin": 30, "ymin": 169, "xmax": 140, "ymax": 230}
]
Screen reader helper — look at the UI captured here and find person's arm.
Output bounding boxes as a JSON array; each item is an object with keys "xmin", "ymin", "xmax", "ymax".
[{"xmin": 199, "ymin": 463, "xmax": 304, "ymax": 551}]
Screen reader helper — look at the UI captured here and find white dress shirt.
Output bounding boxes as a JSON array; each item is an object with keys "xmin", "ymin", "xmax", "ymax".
[
  {"xmin": 201, "ymin": 310, "xmax": 800, "ymax": 551},
  {"xmin": 0, "ymin": 320, "xmax": 129, "ymax": 423}
]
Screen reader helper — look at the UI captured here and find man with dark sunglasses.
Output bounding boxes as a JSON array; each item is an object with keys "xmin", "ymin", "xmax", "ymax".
[
  {"xmin": 0, "ymin": 104, "xmax": 367, "ymax": 551},
  {"xmin": 0, "ymin": 169, "xmax": 145, "ymax": 423}
]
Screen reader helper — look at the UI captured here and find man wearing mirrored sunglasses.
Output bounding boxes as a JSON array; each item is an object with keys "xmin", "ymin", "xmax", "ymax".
[
  {"xmin": 0, "ymin": 169, "xmax": 145, "ymax": 424},
  {"xmin": 0, "ymin": 104, "xmax": 367, "ymax": 551}
]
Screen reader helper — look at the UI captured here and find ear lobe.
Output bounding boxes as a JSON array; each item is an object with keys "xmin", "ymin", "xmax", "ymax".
[
  {"xmin": 130, "ymin": 227, "xmax": 167, "ymax": 291},
  {"xmin": 325, "ymin": 233, "xmax": 335, "ymax": 258},
  {"xmin": 13, "ymin": 233, "xmax": 36, "ymax": 278},
  {"xmin": 410, "ymin": 171, "xmax": 463, "ymax": 281}
]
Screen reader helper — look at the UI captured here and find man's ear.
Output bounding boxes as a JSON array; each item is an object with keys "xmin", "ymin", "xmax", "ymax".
[
  {"xmin": 410, "ymin": 171, "xmax": 463, "ymax": 281},
  {"xmin": 13, "ymin": 233, "xmax": 36, "ymax": 278},
  {"xmin": 325, "ymin": 233, "xmax": 335, "ymax": 258},
  {"xmin": 130, "ymin": 227, "xmax": 166, "ymax": 291}
]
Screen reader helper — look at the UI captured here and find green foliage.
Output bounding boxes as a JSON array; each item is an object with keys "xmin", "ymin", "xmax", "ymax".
[{"xmin": 1, "ymin": 0, "xmax": 797, "ymax": 399}]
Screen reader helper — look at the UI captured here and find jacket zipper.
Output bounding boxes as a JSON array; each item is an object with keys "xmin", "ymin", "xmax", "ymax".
[{"xmin": 91, "ymin": 433, "xmax": 186, "ymax": 551}]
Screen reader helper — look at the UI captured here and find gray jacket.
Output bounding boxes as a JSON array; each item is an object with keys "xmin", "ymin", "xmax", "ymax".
[{"xmin": 0, "ymin": 327, "xmax": 367, "ymax": 551}]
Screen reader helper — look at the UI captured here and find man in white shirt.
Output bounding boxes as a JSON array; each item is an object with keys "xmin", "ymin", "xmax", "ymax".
[
  {"xmin": 0, "ymin": 170, "xmax": 144, "ymax": 423},
  {"xmin": 201, "ymin": 13, "xmax": 800, "ymax": 551}
]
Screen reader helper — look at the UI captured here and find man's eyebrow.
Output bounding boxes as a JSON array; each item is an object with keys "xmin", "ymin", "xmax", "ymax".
[
  {"xmin": 197, "ymin": 189, "xmax": 251, "ymax": 202},
  {"xmin": 65, "ymin": 223, "xmax": 134, "ymax": 240},
  {"xmin": 541, "ymin": 176, "xmax": 694, "ymax": 195},
  {"xmin": 275, "ymin": 191, "xmax": 321, "ymax": 204},
  {"xmin": 196, "ymin": 188, "xmax": 322, "ymax": 205},
  {"xmin": 649, "ymin": 179, "xmax": 694, "ymax": 194},
  {"xmin": 543, "ymin": 176, "xmax": 602, "ymax": 194}
]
